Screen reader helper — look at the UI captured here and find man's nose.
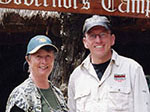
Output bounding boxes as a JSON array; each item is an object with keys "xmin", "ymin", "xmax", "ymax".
[{"xmin": 95, "ymin": 35, "xmax": 102, "ymax": 42}]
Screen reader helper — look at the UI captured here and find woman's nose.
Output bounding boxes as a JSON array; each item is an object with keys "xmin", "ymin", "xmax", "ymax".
[{"xmin": 41, "ymin": 57, "xmax": 47, "ymax": 63}]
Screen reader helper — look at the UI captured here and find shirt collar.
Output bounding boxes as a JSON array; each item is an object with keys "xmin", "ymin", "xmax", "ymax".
[
  {"xmin": 81, "ymin": 49, "xmax": 120, "ymax": 69},
  {"xmin": 111, "ymin": 49, "xmax": 119, "ymax": 66},
  {"xmin": 81, "ymin": 54, "xmax": 91, "ymax": 69}
]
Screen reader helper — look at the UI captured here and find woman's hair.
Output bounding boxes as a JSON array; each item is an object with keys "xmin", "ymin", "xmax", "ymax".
[{"xmin": 40, "ymin": 45, "xmax": 56, "ymax": 52}]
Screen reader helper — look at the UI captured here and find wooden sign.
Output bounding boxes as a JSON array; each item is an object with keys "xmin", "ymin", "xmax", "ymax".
[{"xmin": 0, "ymin": 0, "xmax": 150, "ymax": 18}]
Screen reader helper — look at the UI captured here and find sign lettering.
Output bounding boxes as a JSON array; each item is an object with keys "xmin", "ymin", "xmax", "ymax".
[{"xmin": 0, "ymin": 0, "xmax": 150, "ymax": 18}]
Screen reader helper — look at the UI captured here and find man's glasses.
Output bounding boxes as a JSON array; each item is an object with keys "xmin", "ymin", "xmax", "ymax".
[{"xmin": 88, "ymin": 32, "xmax": 110, "ymax": 40}]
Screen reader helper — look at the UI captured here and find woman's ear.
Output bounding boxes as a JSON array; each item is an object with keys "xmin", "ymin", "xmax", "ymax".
[
  {"xmin": 25, "ymin": 56, "xmax": 30, "ymax": 65},
  {"xmin": 25, "ymin": 56, "xmax": 31, "ymax": 73}
]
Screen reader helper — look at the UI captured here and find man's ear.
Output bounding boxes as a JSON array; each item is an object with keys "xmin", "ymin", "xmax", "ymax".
[
  {"xmin": 83, "ymin": 37, "xmax": 88, "ymax": 49},
  {"xmin": 111, "ymin": 34, "xmax": 116, "ymax": 46}
]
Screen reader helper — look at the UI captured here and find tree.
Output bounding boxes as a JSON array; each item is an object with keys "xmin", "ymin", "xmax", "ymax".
[{"xmin": 50, "ymin": 13, "xmax": 91, "ymax": 96}]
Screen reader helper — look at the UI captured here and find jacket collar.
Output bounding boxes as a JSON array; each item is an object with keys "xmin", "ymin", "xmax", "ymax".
[
  {"xmin": 111, "ymin": 49, "xmax": 119, "ymax": 66},
  {"xmin": 81, "ymin": 49, "xmax": 120, "ymax": 69}
]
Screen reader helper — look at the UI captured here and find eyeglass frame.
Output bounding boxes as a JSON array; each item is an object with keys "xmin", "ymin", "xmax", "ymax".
[{"xmin": 85, "ymin": 31, "xmax": 111, "ymax": 40}]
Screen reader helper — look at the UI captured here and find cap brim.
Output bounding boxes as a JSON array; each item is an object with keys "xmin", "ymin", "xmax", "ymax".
[
  {"xmin": 83, "ymin": 22, "xmax": 109, "ymax": 34},
  {"xmin": 28, "ymin": 44, "xmax": 58, "ymax": 54}
]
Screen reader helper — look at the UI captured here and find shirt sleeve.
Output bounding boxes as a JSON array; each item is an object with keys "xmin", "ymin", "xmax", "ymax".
[
  {"xmin": 133, "ymin": 66, "xmax": 150, "ymax": 112},
  {"xmin": 67, "ymin": 75, "xmax": 76, "ymax": 112}
]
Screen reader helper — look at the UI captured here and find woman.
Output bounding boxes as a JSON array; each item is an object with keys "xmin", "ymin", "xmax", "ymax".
[{"xmin": 6, "ymin": 35, "xmax": 68, "ymax": 112}]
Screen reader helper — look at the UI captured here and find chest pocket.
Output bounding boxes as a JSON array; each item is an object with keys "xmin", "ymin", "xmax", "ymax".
[
  {"xmin": 74, "ymin": 87, "xmax": 91, "ymax": 111},
  {"xmin": 108, "ymin": 86, "xmax": 131, "ymax": 111}
]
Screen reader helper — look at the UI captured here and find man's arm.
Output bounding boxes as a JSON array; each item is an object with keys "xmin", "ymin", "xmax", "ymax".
[
  {"xmin": 67, "ymin": 77, "xmax": 76, "ymax": 112},
  {"xmin": 133, "ymin": 67, "xmax": 150, "ymax": 112}
]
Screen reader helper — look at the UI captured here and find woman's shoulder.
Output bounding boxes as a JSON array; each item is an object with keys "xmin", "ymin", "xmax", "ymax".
[
  {"xmin": 49, "ymin": 82, "xmax": 62, "ymax": 95},
  {"xmin": 10, "ymin": 77, "xmax": 36, "ymax": 97},
  {"xmin": 6, "ymin": 78, "xmax": 39, "ymax": 112}
]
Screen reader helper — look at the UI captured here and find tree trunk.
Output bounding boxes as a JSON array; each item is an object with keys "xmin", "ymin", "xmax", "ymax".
[{"xmin": 50, "ymin": 13, "xmax": 90, "ymax": 96}]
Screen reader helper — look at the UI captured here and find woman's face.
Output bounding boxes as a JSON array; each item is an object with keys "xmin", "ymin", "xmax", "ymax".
[{"xmin": 26, "ymin": 48, "xmax": 55, "ymax": 78}]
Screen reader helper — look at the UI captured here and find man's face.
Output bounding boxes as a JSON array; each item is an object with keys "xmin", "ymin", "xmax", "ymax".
[
  {"xmin": 26, "ymin": 49, "xmax": 55, "ymax": 78},
  {"xmin": 83, "ymin": 26, "xmax": 115, "ymax": 63}
]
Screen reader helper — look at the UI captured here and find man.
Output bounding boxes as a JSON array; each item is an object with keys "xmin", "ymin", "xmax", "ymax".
[{"xmin": 67, "ymin": 15, "xmax": 150, "ymax": 112}]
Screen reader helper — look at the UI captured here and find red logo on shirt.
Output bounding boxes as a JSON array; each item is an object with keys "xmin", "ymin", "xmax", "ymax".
[{"xmin": 114, "ymin": 74, "xmax": 126, "ymax": 82}]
